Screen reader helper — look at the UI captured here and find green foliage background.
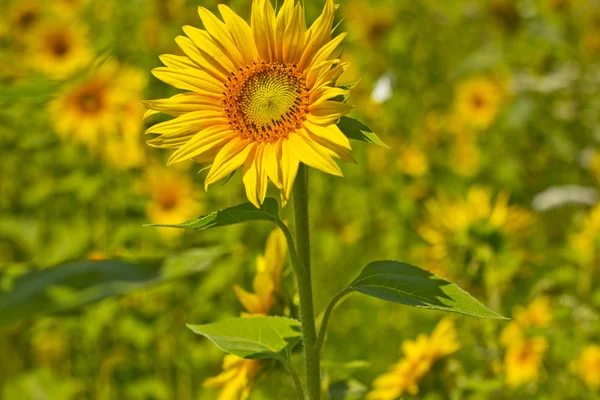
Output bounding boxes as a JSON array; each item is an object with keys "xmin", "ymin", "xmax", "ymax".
[{"xmin": 2, "ymin": 0, "xmax": 600, "ymax": 399}]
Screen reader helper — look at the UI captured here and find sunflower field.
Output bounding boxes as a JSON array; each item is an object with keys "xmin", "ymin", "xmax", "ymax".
[{"xmin": 2, "ymin": 0, "xmax": 600, "ymax": 399}]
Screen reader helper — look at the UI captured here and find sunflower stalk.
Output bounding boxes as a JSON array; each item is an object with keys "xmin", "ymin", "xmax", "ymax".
[{"xmin": 292, "ymin": 163, "xmax": 321, "ymax": 400}]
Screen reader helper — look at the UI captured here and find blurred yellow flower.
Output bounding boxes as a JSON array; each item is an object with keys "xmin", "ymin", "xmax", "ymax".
[
  {"xmin": 203, "ymin": 354, "xmax": 261, "ymax": 400},
  {"xmin": 397, "ymin": 144, "xmax": 429, "ymax": 177},
  {"xmin": 144, "ymin": 0, "xmax": 356, "ymax": 207},
  {"xmin": 513, "ymin": 296, "xmax": 552, "ymax": 328},
  {"xmin": 367, "ymin": 319, "xmax": 460, "ymax": 400},
  {"xmin": 52, "ymin": 0, "xmax": 90, "ymax": 16},
  {"xmin": 343, "ymin": 0, "xmax": 395, "ymax": 47},
  {"xmin": 570, "ymin": 203, "xmax": 600, "ymax": 272},
  {"xmin": 234, "ymin": 229, "xmax": 287, "ymax": 315},
  {"xmin": 573, "ymin": 345, "xmax": 600, "ymax": 390},
  {"xmin": 28, "ymin": 22, "xmax": 92, "ymax": 78},
  {"xmin": 31, "ymin": 328, "xmax": 69, "ymax": 366},
  {"xmin": 452, "ymin": 76, "xmax": 505, "ymax": 131},
  {"xmin": 500, "ymin": 297, "xmax": 552, "ymax": 348},
  {"xmin": 9, "ymin": 0, "xmax": 42, "ymax": 36},
  {"xmin": 49, "ymin": 61, "xmax": 146, "ymax": 168},
  {"xmin": 504, "ymin": 337, "xmax": 548, "ymax": 388},
  {"xmin": 450, "ymin": 131, "xmax": 480, "ymax": 177},
  {"xmin": 206, "ymin": 228, "xmax": 286, "ymax": 398},
  {"xmin": 143, "ymin": 166, "xmax": 203, "ymax": 236},
  {"xmin": 416, "ymin": 186, "xmax": 532, "ymax": 282}
]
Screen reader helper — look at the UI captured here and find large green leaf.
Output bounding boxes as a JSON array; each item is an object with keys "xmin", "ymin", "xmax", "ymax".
[
  {"xmin": 187, "ymin": 316, "xmax": 302, "ymax": 361},
  {"xmin": 147, "ymin": 198, "xmax": 280, "ymax": 231},
  {"xmin": 337, "ymin": 116, "xmax": 389, "ymax": 148},
  {"xmin": 349, "ymin": 261, "xmax": 506, "ymax": 319},
  {"xmin": 0, "ymin": 247, "xmax": 223, "ymax": 326}
]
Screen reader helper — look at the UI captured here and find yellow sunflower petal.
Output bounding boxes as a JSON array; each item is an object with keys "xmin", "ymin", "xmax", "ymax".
[
  {"xmin": 279, "ymin": 139, "xmax": 300, "ymax": 205},
  {"xmin": 167, "ymin": 128, "xmax": 236, "ymax": 164},
  {"xmin": 198, "ymin": 6, "xmax": 246, "ymax": 68},
  {"xmin": 183, "ymin": 25, "xmax": 238, "ymax": 74},
  {"xmin": 251, "ymin": 0, "xmax": 277, "ymax": 62},
  {"xmin": 205, "ymin": 137, "xmax": 256, "ymax": 189},
  {"xmin": 175, "ymin": 36, "xmax": 229, "ymax": 80},
  {"xmin": 299, "ymin": 0, "xmax": 335, "ymax": 69},
  {"xmin": 219, "ymin": 4, "xmax": 259, "ymax": 63},
  {"xmin": 159, "ymin": 54, "xmax": 197, "ymax": 70},
  {"xmin": 151, "ymin": 67, "xmax": 224, "ymax": 95},
  {"xmin": 303, "ymin": 120, "xmax": 351, "ymax": 150},
  {"xmin": 288, "ymin": 130, "xmax": 343, "ymax": 176}
]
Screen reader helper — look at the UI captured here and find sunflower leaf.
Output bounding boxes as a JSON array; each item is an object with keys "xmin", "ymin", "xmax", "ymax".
[
  {"xmin": 187, "ymin": 316, "xmax": 302, "ymax": 361},
  {"xmin": 348, "ymin": 260, "xmax": 506, "ymax": 319},
  {"xmin": 337, "ymin": 116, "xmax": 389, "ymax": 148},
  {"xmin": 146, "ymin": 197, "xmax": 280, "ymax": 230},
  {"xmin": 0, "ymin": 247, "xmax": 223, "ymax": 326}
]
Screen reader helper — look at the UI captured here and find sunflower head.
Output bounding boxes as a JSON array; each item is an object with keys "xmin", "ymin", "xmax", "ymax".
[
  {"xmin": 144, "ymin": 0, "xmax": 356, "ymax": 207},
  {"xmin": 143, "ymin": 166, "xmax": 203, "ymax": 237},
  {"xmin": 49, "ymin": 61, "xmax": 146, "ymax": 167},
  {"xmin": 453, "ymin": 76, "xmax": 506, "ymax": 130}
]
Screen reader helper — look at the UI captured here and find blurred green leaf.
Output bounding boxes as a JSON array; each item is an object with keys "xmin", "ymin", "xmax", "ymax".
[
  {"xmin": 187, "ymin": 316, "xmax": 302, "ymax": 361},
  {"xmin": 147, "ymin": 198, "xmax": 280, "ymax": 231},
  {"xmin": 0, "ymin": 247, "xmax": 223, "ymax": 326},
  {"xmin": 337, "ymin": 116, "xmax": 389, "ymax": 148},
  {"xmin": 349, "ymin": 261, "xmax": 506, "ymax": 319},
  {"xmin": 0, "ymin": 81, "xmax": 62, "ymax": 100},
  {"xmin": 328, "ymin": 379, "xmax": 367, "ymax": 400}
]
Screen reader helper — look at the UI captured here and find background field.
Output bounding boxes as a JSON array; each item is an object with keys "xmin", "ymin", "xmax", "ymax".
[{"xmin": 2, "ymin": 0, "xmax": 600, "ymax": 399}]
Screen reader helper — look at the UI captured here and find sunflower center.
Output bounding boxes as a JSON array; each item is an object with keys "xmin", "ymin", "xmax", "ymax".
[
  {"xmin": 71, "ymin": 82, "xmax": 105, "ymax": 114},
  {"xmin": 157, "ymin": 190, "xmax": 179, "ymax": 211},
  {"xmin": 48, "ymin": 34, "xmax": 70, "ymax": 57},
  {"xmin": 224, "ymin": 62, "xmax": 309, "ymax": 143},
  {"xmin": 18, "ymin": 10, "xmax": 38, "ymax": 30}
]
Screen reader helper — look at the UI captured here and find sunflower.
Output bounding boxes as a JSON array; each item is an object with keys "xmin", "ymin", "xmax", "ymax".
[
  {"xmin": 234, "ymin": 228, "xmax": 287, "ymax": 315},
  {"xmin": 367, "ymin": 319, "xmax": 459, "ymax": 400},
  {"xmin": 28, "ymin": 22, "xmax": 92, "ymax": 78},
  {"xmin": 415, "ymin": 186, "xmax": 533, "ymax": 285},
  {"xmin": 452, "ymin": 76, "xmax": 506, "ymax": 131},
  {"xmin": 205, "ymin": 228, "xmax": 286, "ymax": 399},
  {"xmin": 504, "ymin": 337, "xmax": 548, "ymax": 388},
  {"xmin": 143, "ymin": 166, "xmax": 203, "ymax": 237},
  {"xmin": 48, "ymin": 61, "xmax": 147, "ymax": 168},
  {"xmin": 573, "ymin": 345, "xmax": 600, "ymax": 390},
  {"xmin": 144, "ymin": 0, "xmax": 356, "ymax": 207},
  {"xmin": 9, "ymin": 0, "xmax": 42, "ymax": 36}
]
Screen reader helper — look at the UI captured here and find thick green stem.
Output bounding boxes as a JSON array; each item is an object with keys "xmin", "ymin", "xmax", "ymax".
[{"xmin": 293, "ymin": 164, "xmax": 321, "ymax": 400}]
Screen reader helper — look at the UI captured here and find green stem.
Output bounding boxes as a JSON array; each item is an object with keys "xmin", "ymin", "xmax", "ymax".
[
  {"xmin": 293, "ymin": 164, "xmax": 321, "ymax": 400},
  {"xmin": 316, "ymin": 289, "xmax": 353, "ymax": 355},
  {"xmin": 282, "ymin": 358, "xmax": 305, "ymax": 400}
]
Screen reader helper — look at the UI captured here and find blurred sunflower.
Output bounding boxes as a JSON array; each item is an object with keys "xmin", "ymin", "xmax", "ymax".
[
  {"xmin": 500, "ymin": 297, "xmax": 552, "ymax": 347},
  {"xmin": 205, "ymin": 228, "xmax": 286, "ymax": 399},
  {"xmin": 415, "ymin": 186, "xmax": 533, "ymax": 286},
  {"xmin": 572, "ymin": 344, "xmax": 600, "ymax": 390},
  {"xmin": 234, "ymin": 228, "xmax": 287, "ymax": 316},
  {"xmin": 452, "ymin": 76, "xmax": 506, "ymax": 131},
  {"xmin": 569, "ymin": 204, "xmax": 600, "ymax": 294},
  {"xmin": 504, "ymin": 337, "xmax": 548, "ymax": 388},
  {"xmin": 397, "ymin": 143, "xmax": 429, "ymax": 178},
  {"xmin": 142, "ymin": 166, "xmax": 203, "ymax": 237},
  {"xmin": 204, "ymin": 354, "xmax": 261, "ymax": 400},
  {"xmin": 9, "ymin": 0, "xmax": 42, "ymax": 36},
  {"xmin": 48, "ymin": 61, "xmax": 146, "ymax": 168},
  {"xmin": 52, "ymin": 0, "xmax": 90, "ymax": 16},
  {"xmin": 28, "ymin": 22, "xmax": 92, "ymax": 78},
  {"xmin": 343, "ymin": 0, "xmax": 395, "ymax": 47},
  {"xmin": 499, "ymin": 297, "xmax": 551, "ymax": 388},
  {"xmin": 144, "ymin": 0, "xmax": 356, "ymax": 207},
  {"xmin": 367, "ymin": 319, "xmax": 460, "ymax": 400}
]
